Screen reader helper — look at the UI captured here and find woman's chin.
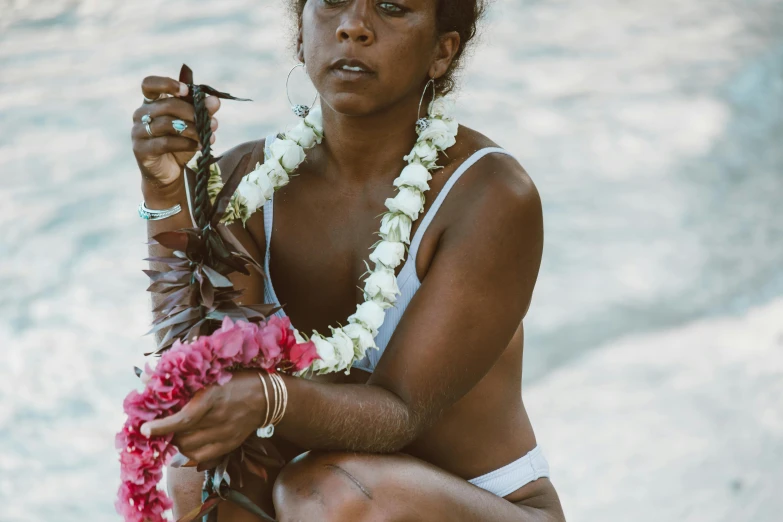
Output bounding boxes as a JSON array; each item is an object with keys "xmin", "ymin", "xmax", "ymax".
[{"xmin": 321, "ymin": 92, "xmax": 392, "ymax": 118}]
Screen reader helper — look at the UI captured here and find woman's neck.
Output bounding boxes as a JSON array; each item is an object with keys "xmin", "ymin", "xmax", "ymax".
[{"xmin": 318, "ymin": 96, "xmax": 421, "ymax": 183}]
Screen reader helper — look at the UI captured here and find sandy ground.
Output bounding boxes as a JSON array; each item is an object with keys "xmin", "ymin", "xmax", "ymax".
[{"xmin": 527, "ymin": 298, "xmax": 783, "ymax": 521}]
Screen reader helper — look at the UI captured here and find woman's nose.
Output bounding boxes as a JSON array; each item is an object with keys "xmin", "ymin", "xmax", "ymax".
[{"xmin": 336, "ymin": 4, "xmax": 375, "ymax": 45}]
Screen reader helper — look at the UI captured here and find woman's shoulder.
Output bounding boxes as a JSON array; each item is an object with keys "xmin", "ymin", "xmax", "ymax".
[{"xmin": 446, "ymin": 125, "xmax": 541, "ymax": 221}]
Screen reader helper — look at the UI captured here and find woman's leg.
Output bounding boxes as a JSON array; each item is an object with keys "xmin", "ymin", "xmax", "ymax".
[
  {"xmin": 273, "ymin": 451, "xmax": 566, "ymax": 522},
  {"xmin": 167, "ymin": 462, "xmax": 279, "ymax": 521}
]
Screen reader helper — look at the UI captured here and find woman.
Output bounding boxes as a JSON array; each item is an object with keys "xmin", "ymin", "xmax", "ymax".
[{"xmin": 131, "ymin": 1, "xmax": 566, "ymax": 520}]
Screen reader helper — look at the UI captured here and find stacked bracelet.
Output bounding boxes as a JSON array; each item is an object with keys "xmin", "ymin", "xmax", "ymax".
[
  {"xmin": 256, "ymin": 372, "xmax": 288, "ymax": 438},
  {"xmin": 138, "ymin": 201, "xmax": 182, "ymax": 221}
]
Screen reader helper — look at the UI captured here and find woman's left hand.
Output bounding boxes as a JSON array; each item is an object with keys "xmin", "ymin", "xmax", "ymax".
[{"xmin": 141, "ymin": 370, "xmax": 265, "ymax": 464}]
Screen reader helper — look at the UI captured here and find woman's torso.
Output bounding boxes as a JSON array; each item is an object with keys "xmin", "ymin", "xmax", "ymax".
[{"xmin": 230, "ymin": 126, "xmax": 539, "ymax": 494}]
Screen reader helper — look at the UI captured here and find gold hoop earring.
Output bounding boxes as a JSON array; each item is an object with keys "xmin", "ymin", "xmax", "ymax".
[
  {"xmin": 286, "ymin": 63, "xmax": 319, "ymax": 118},
  {"xmin": 416, "ymin": 78, "xmax": 436, "ymax": 132}
]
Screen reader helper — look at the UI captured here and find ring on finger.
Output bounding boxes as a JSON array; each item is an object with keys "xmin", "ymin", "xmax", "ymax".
[
  {"xmin": 171, "ymin": 119, "xmax": 188, "ymax": 135},
  {"xmin": 141, "ymin": 113, "xmax": 153, "ymax": 138}
]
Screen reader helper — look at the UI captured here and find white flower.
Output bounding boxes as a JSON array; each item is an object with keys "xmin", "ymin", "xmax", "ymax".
[
  {"xmin": 417, "ymin": 118, "xmax": 457, "ymax": 150},
  {"xmin": 369, "ymin": 240, "xmax": 406, "ymax": 269},
  {"xmin": 237, "ymin": 170, "xmax": 273, "ymax": 211},
  {"xmin": 286, "ymin": 122, "xmax": 318, "ymax": 149},
  {"xmin": 310, "ymin": 333, "xmax": 338, "ymax": 373},
  {"xmin": 385, "ymin": 187, "xmax": 425, "ymax": 221},
  {"xmin": 404, "ymin": 141, "xmax": 439, "ymax": 167},
  {"xmin": 186, "ymin": 151, "xmax": 202, "ymax": 171},
  {"xmin": 342, "ymin": 323, "xmax": 377, "ymax": 358},
  {"xmin": 444, "ymin": 118, "xmax": 459, "ymax": 137},
  {"xmin": 304, "ymin": 106, "xmax": 324, "ymax": 134},
  {"xmin": 393, "ymin": 163, "xmax": 432, "ymax": 192},
  {"xmin": 428, "ymin": 97, "xmax": 456, "ymax": 120},
  {"xmin": 348, "ymin": 300, "xmax": 386, "ymax": 335},
  {"xmin": 293, "ymin": 328, "xmax": 307, "ymax": 344},
  {"xmin": 380, "ymin": 213, "xmax": 413, "ymax": 244},
  {"xmin": 269, "ymin": 138, "xmax": 306, "ymax": 171},
  {"xmin": 187, "ymin": 150, "xmax": 221, "ymax": 178},
  {"xmin": 328, "ymin": 328, "xmax": 356, "ymax": 373},
  {"xmin": 364, "ymin": 267, "xmax": 400, "ymax": 303},
  {"xmin": 257, "ymin": 158, "xmax": 289, "ymax": 188}
]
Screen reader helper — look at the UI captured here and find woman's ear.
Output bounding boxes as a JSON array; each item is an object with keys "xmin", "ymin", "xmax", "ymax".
[{"xmin": 429, "ymin": 31, "xmax": 461, "ymax": 81}]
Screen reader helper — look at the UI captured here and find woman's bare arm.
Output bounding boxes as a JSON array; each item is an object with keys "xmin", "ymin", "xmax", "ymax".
[{"xmin": 143, "ymin": 154, "xmax": 544, "ymax": 461}]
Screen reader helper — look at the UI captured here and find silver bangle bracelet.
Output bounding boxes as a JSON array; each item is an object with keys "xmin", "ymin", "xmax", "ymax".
[{"xmin": 138, "ymin": 201, "xmax": 182, "ymax": 221}]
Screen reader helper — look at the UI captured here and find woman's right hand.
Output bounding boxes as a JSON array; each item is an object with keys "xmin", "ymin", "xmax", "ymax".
[{"xmin": 131, "ymin": 75, "xmax": 222, "ymax": 191}]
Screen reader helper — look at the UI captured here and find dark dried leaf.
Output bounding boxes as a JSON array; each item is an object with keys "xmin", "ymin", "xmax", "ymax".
[
  {"xmin": 144, "ymin": 256, "xmax": 190, "ymax": 267},
  {"xmin": 202, "ymin": 265, "xmax": 233, "ymax": 288},
  {"xmin": 145, "ymin": 307, "xmax": 201, "ymax": 335},
  {"xmin": 147, "ymin": 319, "xmax": 197, "ymax": 355},
  {"xmin": 206, "ymin": 233, "xmax": 232, "ymax": 264},
  {"xmin": 242, "ymin": 303, "xmax": 280, "ymax": 317},
  {"xmin": 176, "ymin": 495, "xmax": 222, "ymax": 522},
  {"xmin": 215, "ymin": 289, "xmax": 245, "ymax": 302},
  {"xmin": 199, "ymin": 271, "xmax": 215, "ymax": 309},
  {"xmin": 153, "ymin": 231, "xmax": 191, "ymax": 252},
  {"xmin": 151, "ymin": 285, "xmax": 193, "ymax": 314},
  {"xmin": 211, "ymin": 151, "xmax": 254, "ymax": 226},
  {"xmin": 183, "ymin": 318, "xmax": 209, "ymax": 343},
  {"xmin": 146, "ymin": 280, "xmax": 187, "ymax": 294},
  {"xmin": 225, "ymin": 490, "xmax": 275, "ymax": 521}
]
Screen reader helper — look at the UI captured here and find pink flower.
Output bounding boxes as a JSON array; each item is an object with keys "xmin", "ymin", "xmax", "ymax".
[
  {"xmin": 288, "ymin": 340, "xmax": 320, "ymax": 371},
  {"xmin": 117, "ymin": 315, "xmax": 315, "ymax": 521}
]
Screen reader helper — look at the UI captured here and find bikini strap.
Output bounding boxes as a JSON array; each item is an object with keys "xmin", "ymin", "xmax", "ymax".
[{"xmin": 408, "ymin": 147, "xmax": 513, "ymax": 260}]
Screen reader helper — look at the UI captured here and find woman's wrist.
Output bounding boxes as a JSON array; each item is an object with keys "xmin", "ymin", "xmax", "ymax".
[{"xmin": 141, "ymin": 175, "xmax": 186, "ymax": 209}]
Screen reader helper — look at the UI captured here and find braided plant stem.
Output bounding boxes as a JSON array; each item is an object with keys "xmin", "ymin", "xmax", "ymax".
[{"xmin": 192, "ymin": 85, "xmax": 215, "ymax": 264}]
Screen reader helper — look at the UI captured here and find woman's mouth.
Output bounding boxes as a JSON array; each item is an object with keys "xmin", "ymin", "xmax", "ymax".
[{"xmin": 331, "ymin": 59, "xmax": 375, "ymax": 80}]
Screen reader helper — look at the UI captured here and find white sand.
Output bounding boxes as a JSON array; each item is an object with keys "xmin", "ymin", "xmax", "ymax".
[{"xmin": 526, "ymin": 299, "xmax": 783, "ymax": 521}]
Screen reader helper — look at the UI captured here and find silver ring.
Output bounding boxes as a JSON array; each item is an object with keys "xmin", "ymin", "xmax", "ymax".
[
  {"xmin": 141, "ymin": 113, "xmax": 153, "ymax": 138},
  {"xmin": 143, "ymin": 93, "xmax": 164, "ymax": 104},
  {"xmin": 171, "ymin": 119, "xmax": 188, "ymax": 135}
]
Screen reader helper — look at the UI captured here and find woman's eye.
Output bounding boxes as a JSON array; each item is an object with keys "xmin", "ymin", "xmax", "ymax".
[
  {"xmin": 323, "ymin": 0, "xmax": 347, "ymax": 6},
  {"xmin": 378, "ymin": 2, "xmax": 404, "ymax": 14}
]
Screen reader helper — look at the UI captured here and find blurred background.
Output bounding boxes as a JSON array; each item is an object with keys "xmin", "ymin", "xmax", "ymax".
[{"xmin": 1, "ymin": 0, "xmax": 781, "ymax": 520}]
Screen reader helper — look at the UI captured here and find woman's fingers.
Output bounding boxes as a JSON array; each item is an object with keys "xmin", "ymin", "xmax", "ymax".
[
  {"xmin": 141, "ymin": 393, "xmax": 211, "ymax": 437},
  {"xmin": 133, "ymin": 135, "xmax": 200, "ymax": 157},
  {"xmin": 133, "ymin": 97, "xmax": 220, "ymax": 124},
  {"xmin": 174, "ymin": 426, "xmax": 234, "ymax": 454},
  {"xmin": 141, "ymin": 75, "xmax": 188, "ymax": 101},
  {"xmin": 132, "ymin": 115, "xmax": 218, "ymax": 143},
  {"xmin": 186, "ymin": 442, "xmax": 236, "ymax": 465}
]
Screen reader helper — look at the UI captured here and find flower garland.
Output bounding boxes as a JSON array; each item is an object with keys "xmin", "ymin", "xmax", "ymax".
[
  {"xmin": 192, "ymin": 96, "xmax": 459, "ymax": 376},
  {"xmin": 116, "ymin": 316, "xmax": 319, "ymax": 522}
]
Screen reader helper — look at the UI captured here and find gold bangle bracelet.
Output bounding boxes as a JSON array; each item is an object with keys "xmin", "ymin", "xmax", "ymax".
[{"xmin": 256, "ymin": 372, "xmax": 273, "ymax": 438}]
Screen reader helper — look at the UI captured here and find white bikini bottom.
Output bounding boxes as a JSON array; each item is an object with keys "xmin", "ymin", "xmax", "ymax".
[
  {"xmin": 467, "ymin": 445, "xmax": 550, "ymax": 498},
  {"xmin": 170, "ymin": 445, "xmax": 550, "ymax": 499}
]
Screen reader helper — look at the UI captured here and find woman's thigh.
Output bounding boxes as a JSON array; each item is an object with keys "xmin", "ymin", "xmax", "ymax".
[{"xmin": 272, "ymin": 451, "xmax": 565, "ymax": 522}]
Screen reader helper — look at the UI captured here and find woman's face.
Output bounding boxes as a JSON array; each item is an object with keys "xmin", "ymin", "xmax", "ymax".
[{"xmin": 299, "ymin": 0, "xmax": 457, "ymax": 117}]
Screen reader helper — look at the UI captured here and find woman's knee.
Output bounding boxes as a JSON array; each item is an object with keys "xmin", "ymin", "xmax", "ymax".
[{"xmin": 273, "ymin": 451, "xmax": 385, "ymax": 522}]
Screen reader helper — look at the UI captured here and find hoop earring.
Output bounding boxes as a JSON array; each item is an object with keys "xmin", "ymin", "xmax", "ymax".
[
  {"xmin": 416, "ymin": 78, "xmax": 436, "ymax": 133},
  {"xmin": 286, "ymin": 63, "xmax": 319, "ymax": 118}
]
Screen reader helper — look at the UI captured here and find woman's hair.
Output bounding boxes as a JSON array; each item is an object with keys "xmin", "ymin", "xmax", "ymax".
[{"xmin": 288, "ymin": 0, "xmax": 488, "ymax": 94}]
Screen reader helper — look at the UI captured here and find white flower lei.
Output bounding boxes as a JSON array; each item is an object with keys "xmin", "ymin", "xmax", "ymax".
[{"xmin": 189, "ymin": 96, "xmax": 458, "ymax": 375}]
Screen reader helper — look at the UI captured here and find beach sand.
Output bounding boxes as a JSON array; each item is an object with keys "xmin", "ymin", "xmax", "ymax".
[{"xmin": 527, "ymin": 299, "xmax": 783, "ymax": 521}]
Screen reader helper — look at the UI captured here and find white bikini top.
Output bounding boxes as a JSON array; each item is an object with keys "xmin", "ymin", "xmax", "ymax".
[{"xmin": 261, "ymin": 135, "xmax": 513, "ymax": 373}]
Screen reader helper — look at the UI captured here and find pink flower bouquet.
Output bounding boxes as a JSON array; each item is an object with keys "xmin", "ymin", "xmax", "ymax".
[{"xmin": 116, "ymin": 316, "xmax": 317, "ymax": 522}]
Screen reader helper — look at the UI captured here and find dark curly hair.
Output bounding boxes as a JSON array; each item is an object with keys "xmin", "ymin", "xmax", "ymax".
[{"xmin": 288, "ymin": 0, "xmax": 488, "ymax": 94}]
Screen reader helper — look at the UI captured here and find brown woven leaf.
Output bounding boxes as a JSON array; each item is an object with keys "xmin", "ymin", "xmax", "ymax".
[{"xmin": 211, "ymin": 151, "xmax": 254, "ymax": 227}]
